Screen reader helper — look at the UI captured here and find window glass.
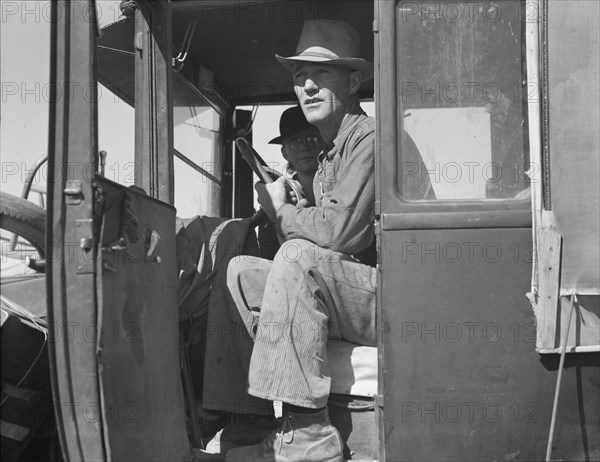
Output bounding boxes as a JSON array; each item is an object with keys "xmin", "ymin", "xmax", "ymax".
[
  {"xmin": 1, "ymin": 1, "xmax": 51, "ymax": 269},
  {"xmin": 1, "ymin": 1, "xmax": 51, "ymax": 199},
  {"xmin": 397, "ymin": 1, "xmax": 529, "ymax": 200},
  {"xmin": 98, "ymin": 83, "xmax": 135, "ymax": 185},
  {"xmin": 173, "ymin": 73, "xmax": 223, "ymax": 217},
  {"xmin": 174, "ymin": 157, "xmax": 221, "ymax": 218},
  {"xmin": 94, "ymin": 1, "xmax": 136, "ymax": 187}
]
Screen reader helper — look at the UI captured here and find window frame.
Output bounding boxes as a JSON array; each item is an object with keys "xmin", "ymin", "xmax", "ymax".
[
  {"xmin": 172, "ymin": 72, "xmax": 226, "ymax": 217},
  {"xmin": 377, "ymin": 0, "xmax": 534, "ymax": 231}
]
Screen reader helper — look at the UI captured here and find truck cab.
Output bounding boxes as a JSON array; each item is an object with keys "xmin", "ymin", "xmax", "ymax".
[{"xmin": 1, "ymin": 1, "xmax": 598, "ymax": 461}]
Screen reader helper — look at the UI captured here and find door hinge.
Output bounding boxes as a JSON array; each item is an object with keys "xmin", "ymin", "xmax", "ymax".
[{"xmin": 64, "ymin": 180, "xmax": 83, "ymax": 205}]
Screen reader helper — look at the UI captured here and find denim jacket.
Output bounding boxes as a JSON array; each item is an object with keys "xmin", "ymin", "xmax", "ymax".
[{"xmin": 276, "ymin": 106, "xmax": 376, "ymax": 265}]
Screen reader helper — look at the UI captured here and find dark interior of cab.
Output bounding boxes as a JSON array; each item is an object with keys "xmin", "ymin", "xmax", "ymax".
[{"xmin": 99, "ymin": 0, "xmax": 375, "ymax": 106}]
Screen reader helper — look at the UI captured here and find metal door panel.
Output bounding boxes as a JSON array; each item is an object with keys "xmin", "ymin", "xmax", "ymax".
[
  {"xmin": 379, "ymin": 228, "xmax": 600, "ymax": 460},
  {"xmin": 95, "ymin": 179, "xmax": 189, "ymax": 462},
  {"xmin": 380, "ymin": 228, "xmax": 537, "ymax": 459}
]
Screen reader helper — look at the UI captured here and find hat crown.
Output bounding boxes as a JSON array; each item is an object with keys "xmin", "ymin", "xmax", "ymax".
[
  {"xmin": 269, "ymin": 106, "xmax": 313, "ymax": 144},
  {"xmin": 295, "ymin": 20, "xmax": 361, "ymax": 60},
  {"xmin": 275, "ymin": 19, "xmax": 374, "ymax": 82}
]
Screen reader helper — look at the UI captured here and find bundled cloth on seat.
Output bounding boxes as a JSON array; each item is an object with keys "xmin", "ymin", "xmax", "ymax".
[{"xmin": 175, "ymin": 216, "xmax": 259, "ymax": 344}]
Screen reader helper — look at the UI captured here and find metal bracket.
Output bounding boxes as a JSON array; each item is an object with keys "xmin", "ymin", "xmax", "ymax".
[{"xmin": 64, "ymin": 180, "xmax": 83, "ymax": 205}]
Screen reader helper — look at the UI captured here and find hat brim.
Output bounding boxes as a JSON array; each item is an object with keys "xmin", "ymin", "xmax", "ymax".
[
  {"xmin": 268, "ymin": 135, "xmax": 284, "ymax": 144},
  {"xmin": 276, "ymin": 54, "xmax": 374, "ymax": 82}
]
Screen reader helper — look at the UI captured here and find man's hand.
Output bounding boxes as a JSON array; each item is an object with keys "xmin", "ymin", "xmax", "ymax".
[
  {"xmin": 255, "ymin": 177, "xmax": 288, "ymax": 222},
  {"xmin": 292, "ymin": 195, "xmax": 310, "ymax": 208},
  {"xmin": 288, "ymin": 188, "xmax": 310, "ymax": 208}
]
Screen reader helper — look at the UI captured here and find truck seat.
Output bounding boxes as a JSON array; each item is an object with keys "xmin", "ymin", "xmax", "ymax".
[{"xmin": 327, "ymin": 340, "xmax": 377, "ymax": 398}]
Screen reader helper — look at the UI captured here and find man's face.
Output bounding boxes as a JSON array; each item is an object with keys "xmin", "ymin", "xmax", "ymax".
[
  {"xmin": 281, "ymin": 126, "xmax": 324, "ymax": 173},
  {"xmin": 292, "ymin": 62, "xmax": 358, "ymax": 129}
]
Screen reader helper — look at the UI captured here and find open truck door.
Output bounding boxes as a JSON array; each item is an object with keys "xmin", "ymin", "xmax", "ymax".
[{"xmin": 47, "ymin": 2, "xmax": 190, "ymax": 460}]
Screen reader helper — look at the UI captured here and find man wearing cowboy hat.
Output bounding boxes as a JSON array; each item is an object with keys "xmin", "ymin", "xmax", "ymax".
[{"xmin": 200, "ymin": 20, "xmax": 377, "ymax": 462}]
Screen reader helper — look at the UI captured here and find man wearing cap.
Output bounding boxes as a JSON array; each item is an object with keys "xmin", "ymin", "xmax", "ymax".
[{"xmin": 200, "ymin": 19, "xmax": 377, "ymax": 462}]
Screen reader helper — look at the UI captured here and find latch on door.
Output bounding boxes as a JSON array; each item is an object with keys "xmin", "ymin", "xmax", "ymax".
[{"xmin": 75, "ymin": 218, "xmax": 94, "ymax": 274}]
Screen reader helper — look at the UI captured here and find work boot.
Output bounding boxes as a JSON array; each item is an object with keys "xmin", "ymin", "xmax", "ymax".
[
  {"xmin": 225, "ymin": 408, "xmax": 343, "ymax": 462},
  {"xmin": 204, "ymin": 413, "xmax": 277, "ymax": 455}
]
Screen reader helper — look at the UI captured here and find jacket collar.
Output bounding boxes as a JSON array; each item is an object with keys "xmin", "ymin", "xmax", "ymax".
[{"xmin": 318, "ymin": 103, "xmax": 367, "ymax": 162}]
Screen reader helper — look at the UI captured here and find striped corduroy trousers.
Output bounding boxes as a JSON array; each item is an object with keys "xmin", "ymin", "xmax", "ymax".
[{"xmin": 202, "ymin": 238, "xmax": 377, "ymax": 414}]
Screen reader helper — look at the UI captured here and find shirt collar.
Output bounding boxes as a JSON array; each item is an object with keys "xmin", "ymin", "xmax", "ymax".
[{"xmin": 318, "ymin": 104, "xmax": 367, "ymax": 162}]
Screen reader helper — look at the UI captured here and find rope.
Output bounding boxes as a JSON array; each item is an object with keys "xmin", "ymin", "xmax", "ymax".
[
  {"xmin": 173, "ymin": 20, "xmax": 198, "ymax": 72},
  {"xmin": 545, "ymin": 293, "xmax": 577, "ymax": 461}
]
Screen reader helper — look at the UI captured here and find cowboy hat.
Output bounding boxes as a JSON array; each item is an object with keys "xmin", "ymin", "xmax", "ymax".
[
  {"xmin": 268, "ymin": 105, "xmax": 316, "ymax": 144},
  {"xmin": 276, "ymin": 19, "xmax": 374, "ymax": 82}
]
